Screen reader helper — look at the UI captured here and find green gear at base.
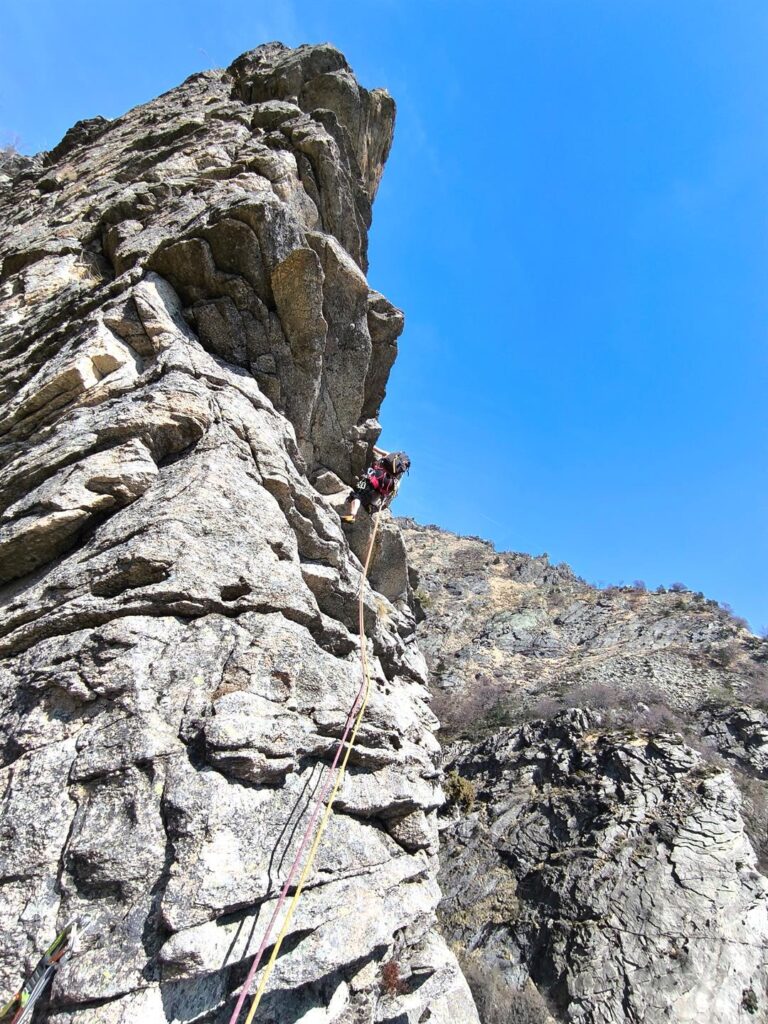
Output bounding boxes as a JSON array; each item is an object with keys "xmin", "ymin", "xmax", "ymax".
[{"xmin": 0, "ymin": 920, "xmax": 81, "ymax": 1024}]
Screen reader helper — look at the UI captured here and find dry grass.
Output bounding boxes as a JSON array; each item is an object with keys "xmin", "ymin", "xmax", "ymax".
[
  {"xmin": 379, "ymin": 958, "xmax": 406, "ymax": 996},
  {"xmin": 459, "ymin": 954, "xmax": 551, "ymax": 1024},
  {"xmin": 432, "ymin": 678, "xmax": 509, "ymax": 737},
  {"xmin": 444, "ymin": 769, "xmax": 476, "ymax": 811}
]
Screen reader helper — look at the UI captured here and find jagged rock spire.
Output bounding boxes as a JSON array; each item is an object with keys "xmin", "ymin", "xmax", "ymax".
[{"xmin": 0, "ymin": 45, "xmax": 477, "ymax": 1024}]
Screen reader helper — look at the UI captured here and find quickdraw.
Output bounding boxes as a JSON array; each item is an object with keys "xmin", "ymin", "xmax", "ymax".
[{"xmin": 0, "ymin": 919, "xmax": 87, "ymax": 1024}]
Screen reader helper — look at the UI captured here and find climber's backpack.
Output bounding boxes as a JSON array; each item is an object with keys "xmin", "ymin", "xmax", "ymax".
[{"xmin": 367, "ymin": 461, "xmax": 395, "ymax": 496}]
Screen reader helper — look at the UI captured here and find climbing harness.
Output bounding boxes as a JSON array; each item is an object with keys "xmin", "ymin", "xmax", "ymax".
[
  {"xmin": 0, "ymin": 919, "xmax": 85, "ymax": 1024},
  {"xmin": 367, "ymin": 464, "xmax": 395, "ymax": 501},
  {"xmin": 228, "ymin": 513, "xmax": 382, "ymax": 1024}
]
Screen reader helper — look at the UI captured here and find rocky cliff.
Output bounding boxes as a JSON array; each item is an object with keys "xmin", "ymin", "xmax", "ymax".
[
  {"xmin": 401, "ymin": 519, "xmax": 768, "ymax": 1023},
  {"xmin": 0, "ymin": 45, "xmax": 478, "ymax": 1024},
  {"xmin": 3, "ymin": 38, "xmax": 767, "ymax": 1024}
]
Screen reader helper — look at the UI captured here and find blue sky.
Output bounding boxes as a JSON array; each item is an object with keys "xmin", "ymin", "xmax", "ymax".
[{"xmin": 2, "ymin": 1, "xmax": 766, "ymax": 630}]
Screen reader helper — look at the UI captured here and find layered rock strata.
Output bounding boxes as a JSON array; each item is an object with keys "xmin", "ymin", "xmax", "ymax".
[{"xmin": 0, "ymin": 45, "xmax": 477, "ymax": 1024}]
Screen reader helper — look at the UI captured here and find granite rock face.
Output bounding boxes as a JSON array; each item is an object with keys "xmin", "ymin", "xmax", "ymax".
[
  {"xmin": 4, "ymin": 35, "xmax": 767, "ymax": 1024},
  {"xmin": 0, "ymin": 46, "xmax": 477, "ymax": 1024},
  {"xmin": 402, "ymin": 520, "xmax": 768, "ymax": 1023}
]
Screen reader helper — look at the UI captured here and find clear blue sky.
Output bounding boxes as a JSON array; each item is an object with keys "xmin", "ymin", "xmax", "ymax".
[{"xmin": 2, "ymin": 1, "xmax": 766, "ymax": 630}]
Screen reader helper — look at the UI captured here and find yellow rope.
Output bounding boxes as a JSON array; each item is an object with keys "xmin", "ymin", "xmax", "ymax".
[{"xmin": 243, "ymin": 513, "xmax": 381, "ymax": 1023}]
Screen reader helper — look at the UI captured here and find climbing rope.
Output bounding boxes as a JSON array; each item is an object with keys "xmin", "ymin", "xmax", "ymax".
[{"xmin": 229, "ymin": 511, "xmax": 381, "ymax": 1024}]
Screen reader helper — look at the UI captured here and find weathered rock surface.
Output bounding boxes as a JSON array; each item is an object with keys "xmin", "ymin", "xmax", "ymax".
[
  {"xmin": 0, "ymin": 45, "xmax": 477, "ymax": 1024},
  {"xmin": 440, "ymin": 711, "xmax": 768, "ymax": 1024},
  {"xmin": 402, "ymin": 520, "xmax": 768, "ymax": 1023},
  {"xmin": 5, "ymin": 34, "xmax": 766, "ymax": 1024},
  {"xmin": 400, "ymin": 519, "xmax": 767, "ymax": 727}
]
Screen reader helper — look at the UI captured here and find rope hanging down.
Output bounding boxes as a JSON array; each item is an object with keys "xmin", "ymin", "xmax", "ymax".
[{"xmin": 229, "ymin": 512, "xmax": 381, "ymax": 1024}]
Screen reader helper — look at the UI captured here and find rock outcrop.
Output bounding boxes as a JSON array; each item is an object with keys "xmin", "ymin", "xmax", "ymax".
[
  {"xmin": 3, "ymin": 36, "xmax": 766, "ymax": 1024},
  {"xmin": 0, "ymin": 45, "xmax": 477, "ymax": 1024},
  {"xmin": 440, "ymin": 712, "xmax": 768, "ymax": 1024},
  {"xmin": 402, "ymin": 520, "xmax": 768, "ymax": 1023},
  {"xmin": 400, "ymin": 520, "xmax": 767, "ymax": 728}
]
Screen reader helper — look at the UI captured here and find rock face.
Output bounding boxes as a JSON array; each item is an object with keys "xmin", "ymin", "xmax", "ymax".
[
  {"xmin": 441, "ymin": 712, "xmax": 768, "ymax": 1024},
  {"xmin": 399, "ymin": 520, "xmax": 767, "ymax": 727},
  {"xmin": 4, "ymin": 37, "xmax": 767, "ymax": 1024},
  {"xmin": 402, "ymin": 520, "xmax": 768, "ymax": 1023},
  {"xmin": 0, "ymin": 45, "xmax": 477, "ymax": 1024}
]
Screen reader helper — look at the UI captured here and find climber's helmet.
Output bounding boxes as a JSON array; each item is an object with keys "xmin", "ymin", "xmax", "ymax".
[{"xmin": 393, "ymin": 452, "xmax": 411, "ymax": 476}]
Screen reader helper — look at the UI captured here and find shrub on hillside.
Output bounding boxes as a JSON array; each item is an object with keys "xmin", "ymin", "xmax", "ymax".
[
  {"xmin": 436, "ymin": 677, "xmax": 696, "ymax": 740},
  {"xmin": 707, "ymin": 645, "xmax": 736, "ymax": 669},
  {"xmin": 528, "ymin": 695, "xmax": 563, "ymax": 720},
  {"xmin": 717, "ymin": 602, "xmax": 749, "ymax": 628},
  {"xmin": 560, "ymin": 682, "xmax": 692, "ymax": 736},
  {"xmin": 639, "ymin": 701, "xmax": 684, "ymax": 733},
  {"xmin": 563, "ymin": 681, "xmax": 627, "ymax": 717},
  {"xmin": 432, "ymin": 677, "xmax": 512, "ymax": 738},
  {"xmin": 459, "ymin": 955, "xmax": 550, "ymax": 1024},
  {"xmin": 444, "ymin": 769, "xmax": 476, "ymax": 811}
]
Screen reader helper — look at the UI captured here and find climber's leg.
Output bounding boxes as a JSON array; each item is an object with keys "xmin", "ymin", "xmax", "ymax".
[{"xmin": 341, "ymin": 495, "xmax": 361, "ymax": 522}]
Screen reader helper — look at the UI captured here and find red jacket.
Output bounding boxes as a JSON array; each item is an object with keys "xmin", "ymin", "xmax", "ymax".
[{"xmin": 366, "ymin": 460, "xmax": 395, "ymax": 497}]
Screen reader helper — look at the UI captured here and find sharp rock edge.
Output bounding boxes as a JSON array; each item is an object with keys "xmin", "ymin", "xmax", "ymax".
[{"xmin": 0, "ymin": 44, "xmax": 478, "ymax": 1024}]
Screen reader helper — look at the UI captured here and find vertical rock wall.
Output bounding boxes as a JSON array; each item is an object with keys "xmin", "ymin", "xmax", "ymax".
[{"xmin": 0, "ymin": 45, "xmax": 477, "ymax": 1024}]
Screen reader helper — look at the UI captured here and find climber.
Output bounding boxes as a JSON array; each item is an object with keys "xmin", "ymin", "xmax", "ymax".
[{"xmin": 341, "ymin": 446, "xmax": 410, "ymax": 522}]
